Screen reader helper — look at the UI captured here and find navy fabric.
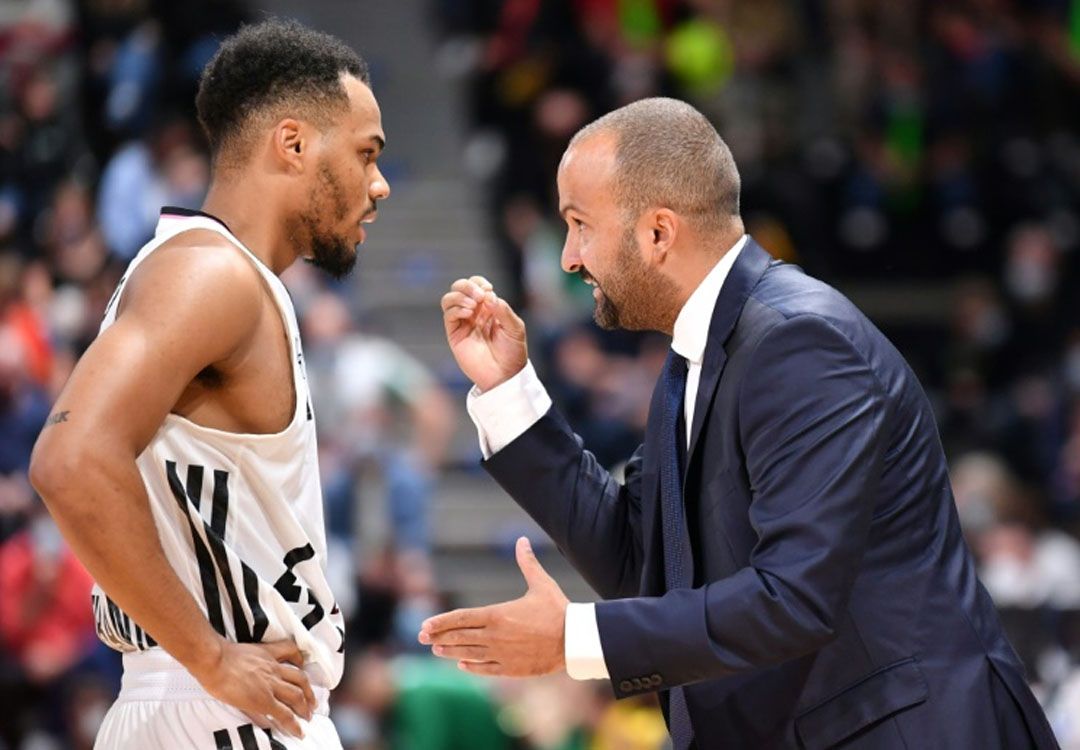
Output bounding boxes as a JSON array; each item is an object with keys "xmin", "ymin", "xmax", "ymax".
[
  {"xmin": 658, "ymin": 351, "xmax": 693, "ymax": 750},
  {"xmin": 483, "ymin": 239, "xmax": 1059, "ymax": 748}
]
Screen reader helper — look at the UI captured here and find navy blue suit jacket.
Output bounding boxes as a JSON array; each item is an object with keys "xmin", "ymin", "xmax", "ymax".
[{"xmin": 484, "ymin": 239, "xmax": 1059, "ymax": 748}]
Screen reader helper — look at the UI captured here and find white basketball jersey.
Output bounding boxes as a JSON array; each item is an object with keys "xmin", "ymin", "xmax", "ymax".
[{"xmin": 91, "ymin": 207, "xmax": 344, "ymax": 690}]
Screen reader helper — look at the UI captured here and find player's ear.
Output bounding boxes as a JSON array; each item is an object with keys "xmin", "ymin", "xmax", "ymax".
[{"xmin": 273, "ymin": 118, "xmax": 306, "ymax": 172}]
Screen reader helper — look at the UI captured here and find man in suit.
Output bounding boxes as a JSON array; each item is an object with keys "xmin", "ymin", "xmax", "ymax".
[{"xmin": 420, "ymin": 98, "xmax": 1058, "ymax": 748}]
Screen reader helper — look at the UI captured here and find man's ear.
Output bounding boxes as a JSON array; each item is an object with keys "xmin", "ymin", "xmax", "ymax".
[
  {"xmin": 649, "ymin": 208, "xmax": 678, "ymax": 264},
  {"xmin": 272, "ymin": 118, "xmax": 306, "ymax": 172}
]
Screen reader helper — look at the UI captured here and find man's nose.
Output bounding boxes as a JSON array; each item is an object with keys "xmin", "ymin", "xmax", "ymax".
[
  {"xmin": 370, "ymin": 166, "xmax": 390, "ymax": 201},
  {"xmin": 561, "ymin": 236, "xmax": 581, "ymax": 274}
]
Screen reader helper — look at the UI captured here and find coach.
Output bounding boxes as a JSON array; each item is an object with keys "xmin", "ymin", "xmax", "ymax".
[{"xmin": 423, "ymin": 98, "xmax": 1058, "ymax": 749}]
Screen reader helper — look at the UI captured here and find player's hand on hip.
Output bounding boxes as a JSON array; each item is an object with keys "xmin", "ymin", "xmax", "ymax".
[
  {"xmin": 418, "ymin": 537, "xmax": 568, "ymax": 677},
  {"xmin": 442, "ymin": 276, "xmax": 527, "ymax": 392},
  {"xmin": 189, "ymin": 638, "xmax": 316, "ymax": 738}
]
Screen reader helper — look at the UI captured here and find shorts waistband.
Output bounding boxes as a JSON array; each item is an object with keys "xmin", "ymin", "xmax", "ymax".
[{"xmin": 119, "ymin": 648, "xmax": 330, "ymax": 716}]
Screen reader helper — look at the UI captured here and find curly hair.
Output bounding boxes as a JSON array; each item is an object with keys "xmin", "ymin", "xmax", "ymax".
[{"xmin": 196, "ymin": 19, "xmax": 370, "ymax": 164}]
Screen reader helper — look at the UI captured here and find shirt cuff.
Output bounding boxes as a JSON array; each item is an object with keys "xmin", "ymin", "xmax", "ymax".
[
  {"xmin": 564, "ymin": 602, "xmax": 609, "ymax": 680},
  {"xmin": 465, "ymin": 360, "xmax": 553, "ymax": 459}
]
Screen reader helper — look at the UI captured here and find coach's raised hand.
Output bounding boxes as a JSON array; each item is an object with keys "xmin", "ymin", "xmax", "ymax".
[{"xmin": 442, "ymin": 276, "xmax": 527, "ymax": 392}]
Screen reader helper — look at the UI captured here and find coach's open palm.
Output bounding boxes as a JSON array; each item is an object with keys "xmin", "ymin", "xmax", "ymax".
[
  {"xmin": 442, "ymin": 276, "xmax": 527, "ymax": 392},
  {"xmin": 419, "ymin": 537, "xmax": 568, "ymax": 677}
]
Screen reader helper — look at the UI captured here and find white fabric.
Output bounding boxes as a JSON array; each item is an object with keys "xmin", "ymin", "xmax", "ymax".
[
  {"xmin": 671, "ymin": 235, "xmax": 748, "ymax": 438},
  {"xmin": 564, "ymin": 602, "xmax": 609, "ymax": 680},
  {"xmin": 467, "ymin": 235, "xmax": 749, "ymax": 681},
  {"xmin": 465, "ymin": 359, "xmax": 552, "ymax": 456},
  {"xmin": 94, "ymin": 650, "xmax": 340, "ymax": 749},
  {"xmin": 91, "ymin": 211, "xmax": 345, "ymax": 697}
]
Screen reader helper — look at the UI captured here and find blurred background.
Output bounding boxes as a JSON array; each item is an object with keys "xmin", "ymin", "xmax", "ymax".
[{"xmin": 2, "ymin": 0, "xmax": 1080, "ymax": 747}]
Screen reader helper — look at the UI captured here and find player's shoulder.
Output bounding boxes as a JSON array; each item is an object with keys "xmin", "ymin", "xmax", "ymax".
[
  {"xmin": 120, "ymin": 229, "xmax": 267, "ymax": 321},
  {"xmin": 134, "ymin": 228, "xmax": 263, "ymax": 288}
]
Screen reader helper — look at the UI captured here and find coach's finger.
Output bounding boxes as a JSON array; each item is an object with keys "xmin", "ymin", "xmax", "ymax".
[
  {"xmin": 421, "ymin": 605, "xmax": 493, "ymax": 636},
  {"xmin": 441, "ymin": 291, "xmax": 477, "ymax": 313},
  {"xmin": 433, "ymin": 644, "xmax": 489, "ymax": 661},
  {"xmin": 420, "ymin": 627, "xmax": 487, "ymax": 647},
  {"xmin": 493, "ymin": 296, "xmax": 525, "ymax": 338},
  {"xmin": 469, "ymin": 275, "xmax": 494, "ymax": 292},
  {"xmin": 451, "ymin": 278, "xmax": 487, "ymax": 302},
  {"xmin": 441, "ymin": 297, "xmax": 479, "ymax": 324}
]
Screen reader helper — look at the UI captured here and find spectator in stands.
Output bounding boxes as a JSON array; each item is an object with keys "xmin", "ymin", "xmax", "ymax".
[
  {"xmin": 0, "ymin": 503, "xmax": 98, "ymax": 747},
  {"xmin": 301, "ymin": 290, "xmax": 456, "ymax": 556},
  {"xmin": 96, "ymin": 115, "xmax": 209, "ymax": 260}
]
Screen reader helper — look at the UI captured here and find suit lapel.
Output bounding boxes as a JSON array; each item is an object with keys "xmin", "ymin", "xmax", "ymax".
[{"xmin": 686, "ymin": 238, "xmax": 773, "ymax": 461}]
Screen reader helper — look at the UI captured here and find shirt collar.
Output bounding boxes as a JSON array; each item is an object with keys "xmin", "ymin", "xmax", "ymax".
[{"xmin": 672, "ymin": 234, "xmax": 749, "ymax": 365}]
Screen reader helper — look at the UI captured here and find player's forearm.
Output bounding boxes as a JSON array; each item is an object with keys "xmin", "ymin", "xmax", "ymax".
[{"xmin": 30, "ymin": 446, "xmax": 224, "ymax": 675}]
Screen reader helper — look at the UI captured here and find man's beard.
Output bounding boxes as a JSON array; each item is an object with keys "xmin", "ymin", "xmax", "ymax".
[
  {"xmin": 588, "ymin": 227, "xmax": 679, "ymax": 332},
  {"xmin": 306, "ymin": 229, "xmax": 357, "ymax": 281},
  {"xmin": 299, "ymin": 163, "xmax": 359, "ymax": 281}
]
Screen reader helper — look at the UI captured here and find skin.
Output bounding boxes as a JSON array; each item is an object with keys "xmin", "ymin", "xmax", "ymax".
[
  {"xmin": 29, "ymin": 72, "xmax": 389, "ymax": 736},
  {"xmin": 426, "ymin": 132, "xmax": 744, "ymax": 678}
]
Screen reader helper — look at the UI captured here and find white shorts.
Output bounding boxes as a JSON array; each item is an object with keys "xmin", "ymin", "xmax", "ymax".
[{"xmin": 93, "ymin": 649, "xmax": 342, "ymax": 750}]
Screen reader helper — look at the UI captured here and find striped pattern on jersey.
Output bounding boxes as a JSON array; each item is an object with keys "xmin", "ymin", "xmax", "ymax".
[{"xmin": 92, "ymin": 592, "xmax": 157, "ymax": 652}]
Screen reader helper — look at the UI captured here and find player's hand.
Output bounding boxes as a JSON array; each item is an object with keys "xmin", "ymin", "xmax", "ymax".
[
  {"xmin": 189, "ymin": 638, "xmax": 316, "ymax": 738},
  {"xmin": 419, "ymin": 537, "xmax": 568, "ymax": 677},
  {"xmin": 441, "ymin": 276, "xmax": 527, "ymax": 392}
]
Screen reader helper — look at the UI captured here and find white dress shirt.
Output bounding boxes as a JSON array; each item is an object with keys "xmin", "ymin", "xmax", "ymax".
[{"xmin": 466, "ymin": 234, "xmax": 749, "ymax": 680}]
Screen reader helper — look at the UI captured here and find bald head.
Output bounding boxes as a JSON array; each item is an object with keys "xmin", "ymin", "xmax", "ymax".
[{"xmin": 567, "ymin": 97, "xmax": 740, "ymax": 236}]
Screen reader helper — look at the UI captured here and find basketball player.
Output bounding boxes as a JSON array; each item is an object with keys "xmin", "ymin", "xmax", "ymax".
[{"xmin": 28, "ymin": 20, "xmax": 389, "ymax": 749}]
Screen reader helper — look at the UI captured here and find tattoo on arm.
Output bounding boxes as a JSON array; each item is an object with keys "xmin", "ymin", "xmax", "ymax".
[{"xmin": 45, "ymin": 410, "xmax": 70, "ymax": 427}]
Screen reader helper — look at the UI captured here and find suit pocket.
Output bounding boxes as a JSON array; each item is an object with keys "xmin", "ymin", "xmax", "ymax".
[{"xmin": 794, "ymin": 657, "xmax": 928, "ymax": 750}]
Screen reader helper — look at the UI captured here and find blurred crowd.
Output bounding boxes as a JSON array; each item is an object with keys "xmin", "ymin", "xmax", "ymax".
[{"xmin": 2, "ymin": 0, "xmax": 1080, "ymax": 747}]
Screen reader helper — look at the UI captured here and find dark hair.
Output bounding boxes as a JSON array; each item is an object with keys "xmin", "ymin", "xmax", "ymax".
[
  {"xmin": 196, "ymin": 19, "xmax": 369, "ymax": 162},
  {"xmin": 569, "ymin": 97, "xmax": 741, "ymax": 234}
]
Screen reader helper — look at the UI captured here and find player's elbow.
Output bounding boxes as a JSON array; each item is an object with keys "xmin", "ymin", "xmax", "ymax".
[{"xmin": 29, "ymin": 432, "xmax": 95, "ymax": 511}]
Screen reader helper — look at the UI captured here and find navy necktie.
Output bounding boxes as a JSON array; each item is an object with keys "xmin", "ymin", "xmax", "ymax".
[{"xmin": 659, "ymin": 351, "xmax": 695, "ymax": 750}]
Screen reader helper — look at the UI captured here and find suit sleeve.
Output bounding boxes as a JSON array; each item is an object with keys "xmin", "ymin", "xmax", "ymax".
[
  {"xmin": 595, "ymin": 314, "xmax": 889, "ymax": 696},
  {"xmin": 484, "ymin": 408, "xmax": 647, "ymax": 601}
]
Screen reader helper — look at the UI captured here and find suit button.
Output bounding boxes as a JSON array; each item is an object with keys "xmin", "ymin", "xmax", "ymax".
[
  {"xmin": 650, "ymin": 674, "xmax": 662, "ymax": 687},
  {"xmin": 631, "ymin": 677, "xmax": 643, "ymax": 690},
  {"xmin": 620, "ymin": 680, "xmax": 633, "ymax": 692}
]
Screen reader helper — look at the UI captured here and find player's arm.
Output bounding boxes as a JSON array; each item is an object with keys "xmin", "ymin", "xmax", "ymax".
[{"xmin": 29, "ymin": 237, "xmax": 315, "ymax": 736}]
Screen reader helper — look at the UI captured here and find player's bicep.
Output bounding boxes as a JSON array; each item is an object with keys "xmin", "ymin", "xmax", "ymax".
[
  {"xmin": 41, "ymin": 244, "xmax": 261, "ymax": 457},
  {"xmin": 45, "ymin": 318, "xmax": 204, "ymax": 455}
]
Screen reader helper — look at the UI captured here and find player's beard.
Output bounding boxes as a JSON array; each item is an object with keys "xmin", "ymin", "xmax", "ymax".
[
  {"xmin": 589, "ymin": 225, "xmax": 680, "ymax": 332},
  {"xmin": 299, "ymin": 163, "xmax": 358, "ymax": 280}
]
